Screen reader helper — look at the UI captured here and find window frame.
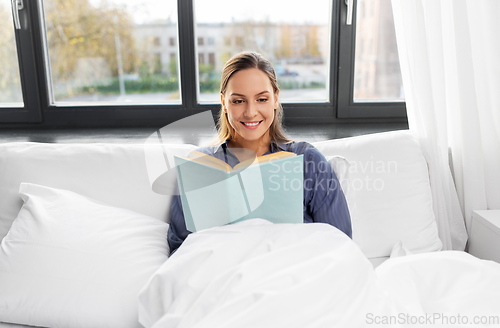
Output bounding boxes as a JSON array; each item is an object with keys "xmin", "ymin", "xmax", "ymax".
[
  {"xmin": 336, "ymin": 0, "xmax": 406, "ymax": 118},
  {"xmin": 0, "ymin": 0, "xmax": 407, "ymax": 127},
  {"xmin": 1, "ymin": 0, "xmax": 42, "ymax": 123}
]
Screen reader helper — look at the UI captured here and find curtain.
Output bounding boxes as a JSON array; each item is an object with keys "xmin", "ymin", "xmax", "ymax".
[{"xmin": 391, "ymin": 0, "xmax": 500, "ymax": 250}]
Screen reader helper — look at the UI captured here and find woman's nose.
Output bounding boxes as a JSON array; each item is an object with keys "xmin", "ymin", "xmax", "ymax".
[{"xmin": 244, "ymin": 102, "xmax": 257, "ymax": 118}]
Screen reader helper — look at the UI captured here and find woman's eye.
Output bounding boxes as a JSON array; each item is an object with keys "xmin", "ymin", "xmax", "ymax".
[
  {"xmin": 258, "ymin": 98, "xmax": 268, "ymax": 102},
  {"xmin": 232, "ymin": 99, "xmax": 243, "ymax": 104}
]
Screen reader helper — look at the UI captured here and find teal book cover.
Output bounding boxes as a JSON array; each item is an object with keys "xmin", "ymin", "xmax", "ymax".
[{"xmin": 174, "ymin": 152, "xmax": 304, "ymax": 232}]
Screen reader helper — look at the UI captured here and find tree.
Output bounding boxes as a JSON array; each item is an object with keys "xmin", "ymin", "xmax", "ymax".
[
  {"xmin": 43, "ymin": 0, "xmax": 136, "ymax": 94},
  {"xmin": 276, "ymin": 25, "xmax": 292, "ymax": 60},
  {"xmin": 307, "ymin": 26, "xmax": 322, "ymax": 59}
]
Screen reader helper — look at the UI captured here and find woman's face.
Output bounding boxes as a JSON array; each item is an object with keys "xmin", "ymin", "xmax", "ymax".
[{"xmin": 221, "ymin": 68, "xmax": 279, "ymax": 144}]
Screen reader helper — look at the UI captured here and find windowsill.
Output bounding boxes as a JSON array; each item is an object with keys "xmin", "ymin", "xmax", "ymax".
[{"xmin": 0, "ymin": 122, "xmax": 408, "ymax": 145}]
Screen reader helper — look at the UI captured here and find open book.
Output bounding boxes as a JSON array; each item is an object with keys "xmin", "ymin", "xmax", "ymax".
[{"xmin": 174, "ymin": 150, "xmax": 304, "ymax": 232}]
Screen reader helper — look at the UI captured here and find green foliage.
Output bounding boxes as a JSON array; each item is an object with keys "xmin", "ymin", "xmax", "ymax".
[
  {"xmin": 198, "ymin": 64, "xmax": 221, "ymax": 93},
  {"xmin": 169, "ymin": 58, "xmax": 178, "ymax": 77},
  {"xmin": 79, "ymin": 75, "xmax": 179, "ymax": 94},
  {"xmin": 78, "ymin": 75, "xmax": 325, "ymax": 95},
  {"xmin": 139, "ymin": 61, "xmax": 152, "ymax": 80},
  {"xmin": 199, "ymin": 78, "xmax": 221, "ymax": 93},
  {"xmin": 278, "ymin": 80, "xmax": 325, "ymax": 90}
]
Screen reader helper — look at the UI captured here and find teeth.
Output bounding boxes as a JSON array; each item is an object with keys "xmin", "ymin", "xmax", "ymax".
[{"xmin": 244, "ymin": 122, "xmax": 260, "ymax": 126}]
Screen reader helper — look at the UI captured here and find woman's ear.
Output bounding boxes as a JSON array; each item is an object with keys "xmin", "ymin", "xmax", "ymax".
[
  {"xmin": 220, "ymin": 93, "xmax": 227, "ymax": 112},
  {"xmin": 274, "ymin": 90, "xmax": 280, "ymax": 108}
]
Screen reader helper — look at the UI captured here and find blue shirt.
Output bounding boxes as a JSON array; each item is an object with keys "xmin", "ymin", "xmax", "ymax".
[{"xmin": 167, "ymin": 140, "xmax": 352, "ymax": 255}]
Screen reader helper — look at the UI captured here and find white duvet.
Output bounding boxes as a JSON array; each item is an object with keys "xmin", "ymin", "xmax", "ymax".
[{"xmin": 139, "ymin": 220, "xmax": 500, "ymax": 328}]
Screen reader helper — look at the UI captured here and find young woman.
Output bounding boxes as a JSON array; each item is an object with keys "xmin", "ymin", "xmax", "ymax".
[{"xmin": 168, "ymin": 51, "xmax": 352, "ymax": 254}]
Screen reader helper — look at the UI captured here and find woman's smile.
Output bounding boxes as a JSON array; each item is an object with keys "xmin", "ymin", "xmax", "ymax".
[{"xmin": 241, "ymin": 120, "xmax": 263, "ymax": 129}]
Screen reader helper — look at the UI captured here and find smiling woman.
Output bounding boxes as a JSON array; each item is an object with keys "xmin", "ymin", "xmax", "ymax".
[
  {"xmin": 218, "ymin": 52, "xmax": 285, "ymax": 157},
  {"xmin": 167, "ymin": 51, "xmax": 352, "ymax": 255}
]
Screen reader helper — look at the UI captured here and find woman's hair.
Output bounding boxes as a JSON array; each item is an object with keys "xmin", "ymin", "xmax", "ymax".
[{"xmin": 214, "ymin": 51, "xmax": 292, "ymax": 145}]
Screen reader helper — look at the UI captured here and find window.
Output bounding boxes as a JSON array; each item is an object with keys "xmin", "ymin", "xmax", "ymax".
[
  {"xmin": 354, "ymin": 0, "xmax": 402, "ymax": 101},
  {"xmin": 0, "ymin": 0, "xmax": 42, "ymax": 122},
  {"xmin": 0, "ymin": 0, "xmax": 405, "ymax": 126},
  {"xmin": 37, "ymin": 0, "xmax": 181, "ymax": 106},
  {"xmin": 337, "ymin": 0, "xmax": 405, "ymax": 117},
  {"xmin": 194, "ymin": 0, "xmax": 331, "ymax": 104},
  {"xmin": 0, "ymin": 4, "xmax": 23, "ymax": 107}
]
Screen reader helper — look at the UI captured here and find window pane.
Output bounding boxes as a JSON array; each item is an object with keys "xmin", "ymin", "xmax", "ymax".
[
  {"xmin": 41, "ymin": 0, "xmax": 180, "ymax": 105},
  {"xmin": 0, "ymin": 0, "xmax": 23, "ymax": 108},
  {"xmin": 353, "ymin": 0, "xmax": 404, "ymax": 102},
  {"xmin": 194, "ymin": 0, "xmax": 331, "ymax": 104}
]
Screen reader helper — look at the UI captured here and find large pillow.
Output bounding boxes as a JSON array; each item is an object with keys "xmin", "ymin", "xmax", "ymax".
[
  {"xmin": 0, "ymin": 183, "xmax": 169, "ymax": 328},
  {"xmin": 313, "ymin": 131, "xmax": 442, "ymax": 258},
  {"xmin": 0, "ymin": 142, "xmax": 196, "ymax": 241}
]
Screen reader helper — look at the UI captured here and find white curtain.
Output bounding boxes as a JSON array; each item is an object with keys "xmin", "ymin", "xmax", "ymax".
[{"xmin": 391, "ymin": 0, "xmax": 500, "ymax": 250}]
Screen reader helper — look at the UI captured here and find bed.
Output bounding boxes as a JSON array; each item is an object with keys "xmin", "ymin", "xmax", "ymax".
[{"xmin": 1, "ymin": 130, "xmax": 499, "ymax": 327}]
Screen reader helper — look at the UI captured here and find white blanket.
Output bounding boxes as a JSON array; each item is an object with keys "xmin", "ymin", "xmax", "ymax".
[{"xmin": 139, "ymin": 220, "xmax": 500, "ymax": 328}]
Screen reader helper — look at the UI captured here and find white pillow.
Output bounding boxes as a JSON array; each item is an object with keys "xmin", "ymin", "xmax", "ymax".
[
  {"xmin": 0, "ymin": 183, "xmax": 169, "ymax": 328},
  {"xmin": 313, "ymin": 131, "xmax": 442, "ymax": 258},
  {"xmin": 0, "ymin": 142, "xmax": 196, "ymax": 242},
  {"xmin": 389, "ymin": 240, "xmax": 414, "ymax": 258}
]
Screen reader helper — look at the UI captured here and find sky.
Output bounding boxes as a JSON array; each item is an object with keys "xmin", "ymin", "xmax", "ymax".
[
  {"xmin": 194, "ymin": 0, "xmax": 331, "ymax": 24},
  {"xmin": 88, "ymin": 0, "xmax": 331, "ymax": 25}
]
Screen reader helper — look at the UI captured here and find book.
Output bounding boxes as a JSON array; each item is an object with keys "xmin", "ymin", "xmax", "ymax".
[{"xmin": 174, "ymin": 150, "xmax": 304, "ymax": 232}]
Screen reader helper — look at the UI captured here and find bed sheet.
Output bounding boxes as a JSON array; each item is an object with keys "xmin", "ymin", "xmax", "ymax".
[
  {"xmin": 3, "ymin": 220, "xmax": 499, "ymax": 328},
  {"xmin": 0, "ymin": 259, "xmax": 388, "ymax": 328},
  {"xmin": 138, "ymin": 219, "xmax": 500, "ymax": 328}
]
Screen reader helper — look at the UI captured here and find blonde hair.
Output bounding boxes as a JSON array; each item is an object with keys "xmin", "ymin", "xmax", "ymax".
[{"xmin": 213, "ymin": 51, "xmax": 292, "ymax": 146}]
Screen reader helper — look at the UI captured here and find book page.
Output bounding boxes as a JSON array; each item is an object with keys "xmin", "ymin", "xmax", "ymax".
[
  {"xmin": 183, "ymin": 174, "xmax": 248, "ymax": 231},
  {"xmin": 186, "ymin": 150, "xmax": 232, "ymax": 172},
  {"xmin": 233, "ymin": 151, "xmax": 296, "ymax": 171}
]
